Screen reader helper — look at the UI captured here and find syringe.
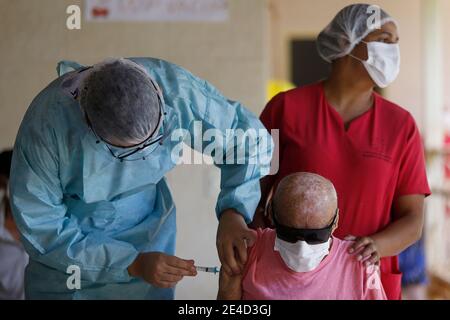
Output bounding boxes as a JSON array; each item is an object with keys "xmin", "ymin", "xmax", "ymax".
[{"xmin": 195, "ymin": 266, "xmax": 220, "ymax": 274}]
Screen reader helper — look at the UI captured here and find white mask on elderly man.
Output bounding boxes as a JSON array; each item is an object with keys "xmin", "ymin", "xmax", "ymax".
[
  {"xmin": 274, "ymin": 237, "xmax": 331, "ymax": 273},
  {"xmin": 351, "ymin": 41, "xmax": 401, "ymax": 88}
]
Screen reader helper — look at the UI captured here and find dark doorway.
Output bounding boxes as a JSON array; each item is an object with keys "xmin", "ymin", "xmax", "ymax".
[{"xmin": 291, "ymin": 39, "xmax": 331, "ymax": 87}]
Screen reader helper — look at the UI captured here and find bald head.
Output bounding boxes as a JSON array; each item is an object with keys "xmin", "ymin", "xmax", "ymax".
[{"xmin": 272, "ymin": 173, "xmax": 338, "ymax": 229}]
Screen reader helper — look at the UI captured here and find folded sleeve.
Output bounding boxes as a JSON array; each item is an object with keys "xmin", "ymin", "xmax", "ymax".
[{"xmin": 395, "ymin": 118, "xmax": 431, "ymax": 199}]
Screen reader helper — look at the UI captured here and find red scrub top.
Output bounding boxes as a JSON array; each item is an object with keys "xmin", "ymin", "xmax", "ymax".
[{"xmin": 260, "ymin": 82, "xmax": 431, "ymax": 300}]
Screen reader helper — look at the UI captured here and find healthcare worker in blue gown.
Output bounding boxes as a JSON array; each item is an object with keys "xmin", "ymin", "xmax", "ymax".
[{"xmin": 9, "ymin": 58, "xmax": 273, "ymax": 300}]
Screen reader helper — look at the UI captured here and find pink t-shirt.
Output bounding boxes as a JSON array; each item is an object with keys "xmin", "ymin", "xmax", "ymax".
[{"xmin": 242, "ymin": 229, "xmax": 387, "ymax": 300}]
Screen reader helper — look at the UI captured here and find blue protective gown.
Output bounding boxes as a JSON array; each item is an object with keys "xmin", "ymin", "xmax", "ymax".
[{"xmin": 9, "ymin": 58, "xmax": 273, "ymax": 300}]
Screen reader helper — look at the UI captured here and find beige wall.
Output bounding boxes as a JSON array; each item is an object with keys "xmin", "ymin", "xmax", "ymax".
[
  {"xmin": 0, "ymin": 0, "xmax": 268, "ymax": 149},
  {"xmin": 444, "ymin": 0, "xmax": 450, "ymax": 115},
  {"xmin": 269, "ymin": 0, "xmax": 425, "ymax": 128},
  {"xmin": 426, "ymin": 0, "xmax": 450, "ymax": 282},
  {"xmin": 0, "ymin": 0, "xmax": 269, "ymax": 299}
]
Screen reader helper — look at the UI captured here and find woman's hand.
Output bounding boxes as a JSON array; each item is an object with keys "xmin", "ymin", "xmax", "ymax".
[
  {"xmin": 345, "ymin": 195, "xmax": 425, "ymax": 267},
  {"xmin": 345, "ymin": 235, "xmax": 380, "ymax": 266}
]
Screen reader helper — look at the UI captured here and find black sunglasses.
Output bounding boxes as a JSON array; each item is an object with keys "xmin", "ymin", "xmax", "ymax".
[{"xmin": 272, "ymin": 207, "xmax": 339, "ymax": 244}]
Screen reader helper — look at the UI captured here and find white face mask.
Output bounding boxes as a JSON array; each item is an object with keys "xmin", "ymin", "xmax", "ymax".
[
  {"xmin": 351, "ymin": 41, "xmax": 401, "ymax": 88},
  {"xmin": 274, "ymin": 236, "xmax": 331, "ymax": 273}
]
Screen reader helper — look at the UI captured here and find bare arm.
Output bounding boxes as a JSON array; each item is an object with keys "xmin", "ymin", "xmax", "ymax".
[
  {"xmin": 217, "ymin": 267, "xmax": 243, "ymax": 300},
  {"xmin": 349, "ymin": 195, "xmax": 425, "ymax": 263},
  {"xmin": 372, "ymin": 194, "xmax": 425, "ymax": 257}
]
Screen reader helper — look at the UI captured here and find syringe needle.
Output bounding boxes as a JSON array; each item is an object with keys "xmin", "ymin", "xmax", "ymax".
[{"xmin": 195, "ymin": 266, "xmax": 220, "ymax": 274}]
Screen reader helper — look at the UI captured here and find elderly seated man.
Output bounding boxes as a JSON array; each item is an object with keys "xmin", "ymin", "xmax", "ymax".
[{"xmin": 218, "ymin": 172, "xmax": 386, "ymax": 300}]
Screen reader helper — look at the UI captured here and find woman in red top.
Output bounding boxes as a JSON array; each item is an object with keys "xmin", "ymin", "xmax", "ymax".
[{"xmin": 252, "ymin": 4, "xmax": 431, "ymax": 300}]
